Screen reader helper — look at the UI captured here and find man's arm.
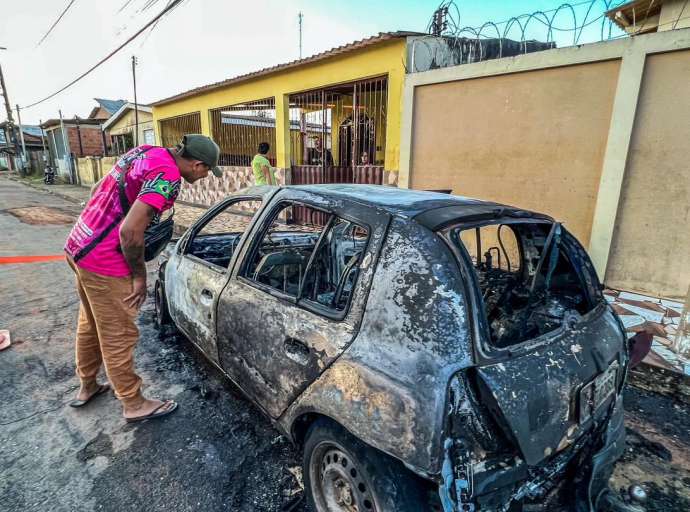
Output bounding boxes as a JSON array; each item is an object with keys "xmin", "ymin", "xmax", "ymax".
[
  {"xmin": 119, "ymin": 200, "xmax": 156, "ymax": 309},
  {"xmin": 90, "ymin": 176, "xmax": 105, "ymax": 198},
  {"xmin": 261, "ymin": 164, "xmax": 273, "ymax": 185}
]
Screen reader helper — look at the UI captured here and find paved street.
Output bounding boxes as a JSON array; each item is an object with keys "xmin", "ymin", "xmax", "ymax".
[
  {"xmin": 0, "ymin": 177, "xmax": 306, "ymax": 512},
  {"xmin": 1, "ymin": 176, "xmax": 689, "ymax": 511}
]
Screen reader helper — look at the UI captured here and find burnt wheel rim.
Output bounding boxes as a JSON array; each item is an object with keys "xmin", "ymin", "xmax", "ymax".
[
  {"xmin": 310, "ymin": 443, "xmax": 377, "ymax": 512},
  {"xmin": 154, "ymin": 282, "xmax": 164, "ymax": 325}
]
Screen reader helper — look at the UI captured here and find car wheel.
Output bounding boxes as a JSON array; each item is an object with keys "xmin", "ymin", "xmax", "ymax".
[
  {"xmin": 303, "ymin": 419, "xmax": 430, "ymax": 512},
  {"xmin": 154, "ymin": 280, "xmax": 172, "ymax": 328}
]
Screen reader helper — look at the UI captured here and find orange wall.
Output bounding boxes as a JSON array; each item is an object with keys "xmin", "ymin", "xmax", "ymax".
[{"xmin": 409, "ymin": 60, "xmax": 621, "ymax": 245}]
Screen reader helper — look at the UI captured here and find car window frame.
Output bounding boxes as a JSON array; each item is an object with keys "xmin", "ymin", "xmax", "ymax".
[
  {"xmin": 236, "ymin": 198, "xmax": 373, "ymax": 321},
  {"xmin": 440, "ymin": 217, "xmax": 605, "ymax": 364},
  {"xmin": 180, "ymin": 194, "xmax": 265, "ymax": 275},
  {"xmin": 297, "ymin": 217, "xmax": 372, "ymax": 321}
]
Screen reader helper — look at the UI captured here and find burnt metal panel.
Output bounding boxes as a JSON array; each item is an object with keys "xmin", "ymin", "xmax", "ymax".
[
  {"xmin": 475, "ymin": 306, "xmax": 625, "ymax": 466},
  {"xmin": 215, "ymin": 188, "xmax": 390, "ymax": 418},
  {"xmin": 280, "ymin": 217, "xmax": 474, "ymax": 475}
]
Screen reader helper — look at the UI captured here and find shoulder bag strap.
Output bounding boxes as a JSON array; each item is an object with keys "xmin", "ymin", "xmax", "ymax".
[{"xmin": 117, "ymin": 145, "xmax": 158, "ymax": 216}]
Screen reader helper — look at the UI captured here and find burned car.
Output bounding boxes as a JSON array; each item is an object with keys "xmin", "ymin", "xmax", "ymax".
[{"xmin": 154, "ymin": 185, "xmax": 630, "ymax": 511}]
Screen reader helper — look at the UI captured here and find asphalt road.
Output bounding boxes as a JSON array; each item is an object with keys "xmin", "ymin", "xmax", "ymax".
[{"xmin": 1, "ymin": 176, "xmax": 689, "ymax": 511}]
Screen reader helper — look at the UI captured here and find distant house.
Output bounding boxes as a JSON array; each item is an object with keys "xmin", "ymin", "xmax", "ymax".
[
  {"xmin": 0, "ymin": 122, "xmax": 47, "ymax": 173},
  {"xmin": 606, "ymin": 0, "xmax": 690, "ymax": 35},
  {"xmin": 89, "ymin": 98, "xmax": 127, "ymax": 120},
  {"xmin": 101, "ymin": 103, "xmax": 154, "ymax": 155},
  {"xmin": 40, "ymin": 98, "xmax": 126, "ymax": 180}
]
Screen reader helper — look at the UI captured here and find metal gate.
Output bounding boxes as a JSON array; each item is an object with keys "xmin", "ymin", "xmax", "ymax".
[
  {"xmin": 158, "ymin": 112, "xmax": 202, "ymax": 148},
  {"xmin": 288, "ymin": 76, "xmax": 388, "ymax": 224}
]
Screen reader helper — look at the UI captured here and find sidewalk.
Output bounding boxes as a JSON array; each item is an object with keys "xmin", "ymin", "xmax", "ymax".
[{"xmin": 5, "ymin": 174, "xmax": 208, "ymax": 232}]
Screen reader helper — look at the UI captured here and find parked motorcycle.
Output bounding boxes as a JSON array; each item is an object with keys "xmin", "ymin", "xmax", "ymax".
[{"xmin": 43, "ymin": 165, "xmax": 56, "ymax": 185}]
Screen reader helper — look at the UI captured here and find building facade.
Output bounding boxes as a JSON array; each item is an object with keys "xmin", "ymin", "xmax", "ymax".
[
  {"xmin": 102, "ymin": 103, "xmax": 154, "ymax": 155},
  {"xmin": 151, "ymin": 32, "xmax": 426, "ymax": 205}
]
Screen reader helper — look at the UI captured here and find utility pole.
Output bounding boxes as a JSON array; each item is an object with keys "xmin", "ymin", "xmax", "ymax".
[
  {"xmin": 431, "ymin": 6, "xmax": 448, "ymax": 36},
  {"xmin": 0, "ymin": 63, "xmax": 13, "ymax": 124},
  {"xmin": 132, "ymin": 55, "xmax": 139, "ymax": 146},
  {"xmin": 298, "ymin": 12, "xmax": 303, "ymax": 59},
  {"xmin": 1, "ymin": 47, "xmax": 19, "ymax": 172},
  {"xmin": 15, "ymin": 104, "xmax": 27, "ymax": 173},
  {"xmin": 39, "ymin": 118, "xmax": 50, "ymax": 168},
  {"xmin": 59, "ymin": 109, "xmax": 73, "ymax": 184}
]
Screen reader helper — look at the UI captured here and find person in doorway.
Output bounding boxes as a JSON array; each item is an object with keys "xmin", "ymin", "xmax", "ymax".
[
  {"xmin": 360, "ymin": 151, "xmax": 370, "ymax": 166},
  {"xmin": 252, "ymin": 142, "xmax": 276, "ymax": 185},
  {"xmin": 307, "ymin": 136, "xmax": 333, "ymax": 166},
  {"xmin": 64, "ymin": 134, "xmax": 222, "ymax": 423}
]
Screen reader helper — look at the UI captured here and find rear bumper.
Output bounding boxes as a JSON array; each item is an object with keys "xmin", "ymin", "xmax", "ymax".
[{"xmin": 465, "ymin": 394, "xmax": 626, "ymax": 511}]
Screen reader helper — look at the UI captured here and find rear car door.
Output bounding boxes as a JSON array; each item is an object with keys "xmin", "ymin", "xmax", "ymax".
[
  {"xmin": 166, "ymin": 196, "xmax": 263, "ymax": 364},
  {"xmin": 216, "ymin": 190, "xmax": 388, "ymax": 418}
]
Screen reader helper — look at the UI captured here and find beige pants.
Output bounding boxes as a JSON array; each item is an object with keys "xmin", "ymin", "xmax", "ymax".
[{"xmin": 68, "ymin": 258, "xmax": 144, "ymax": 408}]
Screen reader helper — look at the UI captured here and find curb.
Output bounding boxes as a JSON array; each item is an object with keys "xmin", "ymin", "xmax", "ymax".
[
  {"xmin": 6, "ymin": 176, "xmax": 87, "ymax": 205},
  {"xmin": 628, "ymin": 362, "xmax": 690, "ymax": 404}
]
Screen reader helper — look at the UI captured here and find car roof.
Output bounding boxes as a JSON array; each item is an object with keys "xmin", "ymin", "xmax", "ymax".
[{"xmin": 286, "ymin": 184, "xmax": 552, "ymax": 229}]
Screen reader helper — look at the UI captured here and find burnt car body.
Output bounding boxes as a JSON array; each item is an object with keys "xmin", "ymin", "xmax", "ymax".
[{"xmin": 155, "ymin": 185, "xmax": 629, "ymax": 511}]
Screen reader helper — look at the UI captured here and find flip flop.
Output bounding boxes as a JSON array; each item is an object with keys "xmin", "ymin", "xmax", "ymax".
[
  {"xmin": 125, "ymin": 400, "xmax": 178, "ymax": 423},
  {"xmin": 69, "ymin": 384, "xmax": 111, "ymax": 408},
  {"xmin": 0, "ymin": 330, "xmax": 11, "ymax": 351}
]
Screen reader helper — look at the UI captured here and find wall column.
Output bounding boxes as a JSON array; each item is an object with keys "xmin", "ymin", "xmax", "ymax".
[
  {"xmin": 275, "ymin": 93, "xmax": 291, "ymax": 173},
  {"xmin": 398, "ymin": 74, "xmax": 414, "ymax": 189},
  {"xmin": 588, "ymin": 47, "xmax": 646, "ymax": 280},
  {"xmin": 200, "ymin": 109, "xmax": 211, "ymax": 137}
]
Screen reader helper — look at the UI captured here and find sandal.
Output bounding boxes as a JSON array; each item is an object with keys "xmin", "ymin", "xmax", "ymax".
[
  {"xmin": 125, "ymin": 400, "xmax": 178, "ymax": 423},
  {"xmin": 69, "ymin": 383, "xmax": 110, "ymax": 408},
  {"xmin": 0, "ymin": 330, "xmax": 11, "ymax": 351}
]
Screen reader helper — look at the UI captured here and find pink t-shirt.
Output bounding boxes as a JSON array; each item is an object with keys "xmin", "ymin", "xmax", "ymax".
[{"xmin": 65, "ymin": 146, "xmax": 181, "ymax": 277}]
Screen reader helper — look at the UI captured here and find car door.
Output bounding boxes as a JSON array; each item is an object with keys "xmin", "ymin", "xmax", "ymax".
[
  {"xmin": 216, "ymin": 190, "xmax": 389, "ymax": 419},
  {"xmin": 166, "ymin": 195, "xmax": 264, "ymax": 365}
]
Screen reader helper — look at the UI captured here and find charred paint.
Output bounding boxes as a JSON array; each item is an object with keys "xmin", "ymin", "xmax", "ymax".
[{"xmin": 158, "ymin": 184, "xmax": 630, "ymax": 510}]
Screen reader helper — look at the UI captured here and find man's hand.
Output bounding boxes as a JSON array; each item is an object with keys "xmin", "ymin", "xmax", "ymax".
[
  {"xmin": 124, "ymin": 276, "xmax": 147, "ymax": 309},
  {"xmin": 120, "ymin": 200, "xmax": 156, "ymax": 309}
]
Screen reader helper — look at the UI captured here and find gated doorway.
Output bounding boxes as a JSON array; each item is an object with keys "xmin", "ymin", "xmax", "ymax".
[{"xmin": 288, "ymin": 76, "xmax": 388, "ymax": 190}]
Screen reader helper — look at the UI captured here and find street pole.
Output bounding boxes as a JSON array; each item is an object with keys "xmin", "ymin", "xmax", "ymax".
[
  {"xmin": 39, "ymin": 118, "xmax": 49, "ymax": 169},
  {"xmin": 298, "ymin": 12, "xmax": 303, "ymax": 59},
  {"xmin": 59, "ymin": 109, "xmax": 73, "ymax": 184},
  {"xmin": 132, "ymin": 55, "xmax": 139, "ymax": 147},
  {"xmin": 0, "ymin": 63, "xmax": 14, "ymax": 124},
  {"xmin": 15, "ymin": 104, "xmax": 27, "ymax": 174},
  {"xmin": 0, "ymin": 49, "xmax": 18, "ymax": 172}
]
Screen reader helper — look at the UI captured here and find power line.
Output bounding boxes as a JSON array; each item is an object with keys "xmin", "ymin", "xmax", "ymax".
[
  {"xmin": 21, "ymin": 0, "xmax": 184, "ymax": 111},
  {"xmin": 36, "ymin": 0, "xmax": 78, "ymax": 47}
]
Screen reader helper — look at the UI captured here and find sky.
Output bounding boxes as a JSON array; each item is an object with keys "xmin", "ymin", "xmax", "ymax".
[{"xmin": 0, "ymin": 0, "xmax": 625, "ymax": 125}]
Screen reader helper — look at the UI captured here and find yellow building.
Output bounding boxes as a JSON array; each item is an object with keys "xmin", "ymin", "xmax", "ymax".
[
  {"xmin": 151, "ymin": 32, "xmax": 425, "ymax": 203},
  {"xmin": 102, "ymin": 103, "xmax": 154, "ymax": 155}
]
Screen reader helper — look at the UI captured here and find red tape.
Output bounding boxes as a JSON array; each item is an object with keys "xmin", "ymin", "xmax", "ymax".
[{"xmin": 0, "ymin": 255, "xmax": 66, "ymax": 265}]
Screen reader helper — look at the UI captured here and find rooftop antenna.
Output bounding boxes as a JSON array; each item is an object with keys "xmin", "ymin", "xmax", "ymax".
[{"xmin": 298, "ymin": 11, "xmax": 303, "ymax": 59}]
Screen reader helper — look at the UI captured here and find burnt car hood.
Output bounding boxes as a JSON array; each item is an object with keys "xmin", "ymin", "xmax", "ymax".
[{"xmin": 475, "ymin": 305, "xmax": 625, "ymax": 466}]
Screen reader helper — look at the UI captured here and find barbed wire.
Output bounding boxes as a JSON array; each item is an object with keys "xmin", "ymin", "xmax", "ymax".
[{"xmin": 412, "ymin": 0, "xmax": 631, "ymax": 72}]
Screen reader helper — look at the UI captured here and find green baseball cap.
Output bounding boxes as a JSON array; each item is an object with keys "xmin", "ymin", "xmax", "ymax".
[{"xmin": 179, "ymin": 134, "xmax": 222, "ymax": 177}]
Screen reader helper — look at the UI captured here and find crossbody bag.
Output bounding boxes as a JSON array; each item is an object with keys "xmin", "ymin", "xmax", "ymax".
[{"xmin": 72, "ymin": 147, "xmax": 175, "ymax": 263}]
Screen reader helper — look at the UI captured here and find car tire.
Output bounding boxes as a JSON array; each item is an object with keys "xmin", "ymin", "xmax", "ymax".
[
  {"xmin": 303, "ymin": 418, "xmax": 431, "ymax": 512},
  {"xmin": 154, "ymin": 280, "xmax": 173, "ymax": 329}
]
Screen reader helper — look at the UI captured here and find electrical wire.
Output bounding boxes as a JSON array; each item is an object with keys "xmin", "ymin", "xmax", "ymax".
[
  {"xmin": 36, "ymin": 0, "xmax": 78, "ymax": 47},
  {"xmin": 21, "ymin": 0, "xmax": 184, "ymax": 111}
]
